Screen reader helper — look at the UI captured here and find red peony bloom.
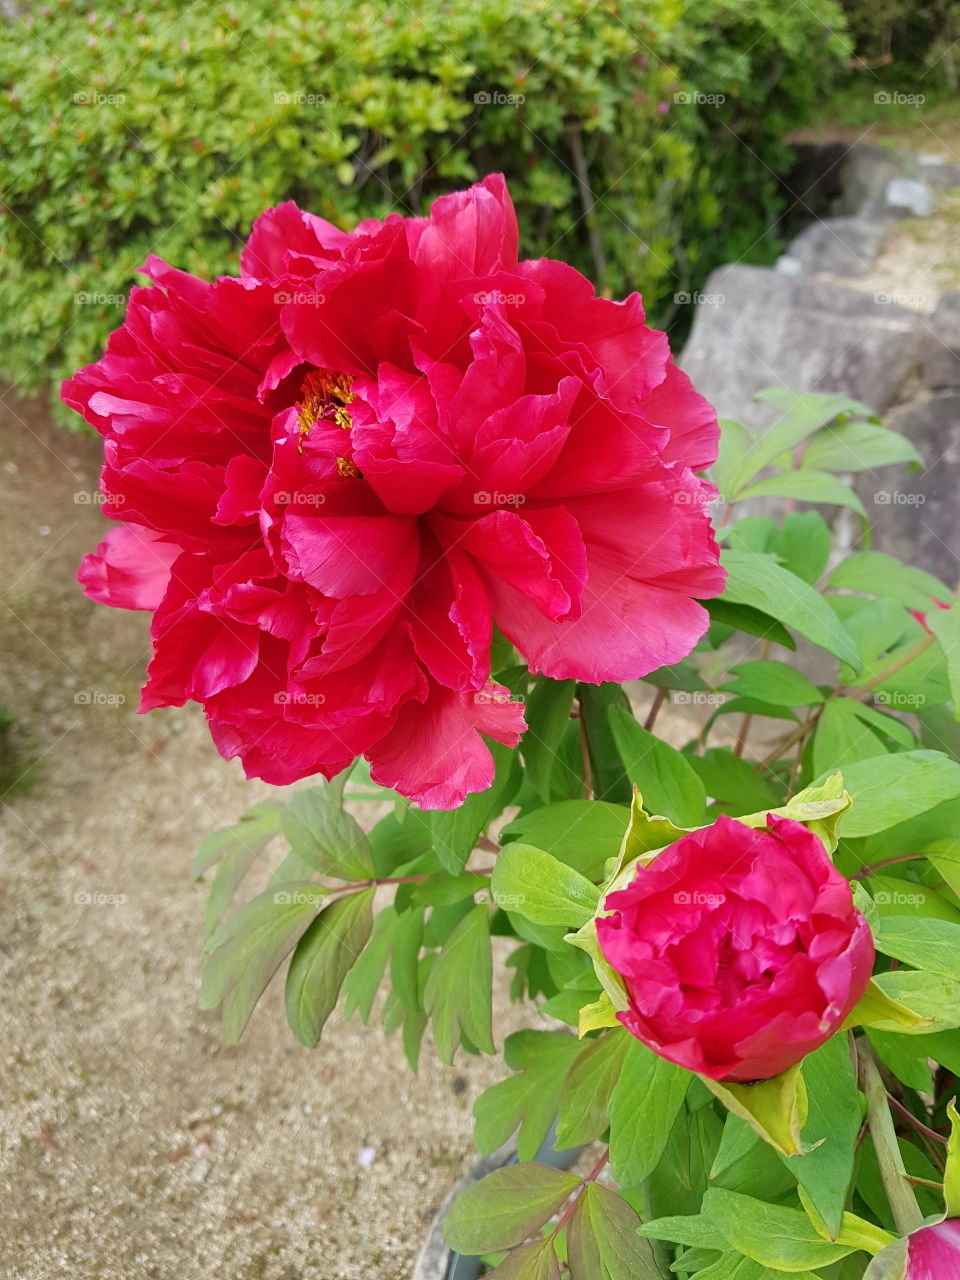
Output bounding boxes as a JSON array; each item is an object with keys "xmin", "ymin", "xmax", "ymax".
[
  {"xmin": 65, "ymin": 175, "xmax": 724, "ymax": 808},
  {"xmin": 865, "ymin": 1219, "xmax": 960, "ymax": 1279},
  {"xmin": 597, "ymin": 813, "xmax": 874, "ymax": 1081}
]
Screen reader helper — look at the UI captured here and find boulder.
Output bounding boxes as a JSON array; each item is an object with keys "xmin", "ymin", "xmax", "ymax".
[
  {"xmin": 856, "ymin": 394, "xmax": 960, "ymax": 583},
  {"xmin": 679, "ymin": 264, "xmax": 919, "ymax": 425},
  {"xmin": 785, "ymin": 216, "xmax": 888, "ymax": 277},
  {"xmin": 884, "ymin": 177, "xmax": 935, "ymax": 217},
  {"xmin": 920, "ymin": 292, "xmax": 960, "ymax": 391}
]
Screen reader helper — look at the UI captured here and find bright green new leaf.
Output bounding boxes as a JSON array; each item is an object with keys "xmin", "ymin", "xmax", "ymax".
[
  {"xmin": 873, "ymin": 969, "xmax": 960, "ymax": 1032},
  {"xmin": 285, "ymin": 888, "xmax": 374, "ymax": 1047},
  {"xmin": 876, "ymin": 915, "xmax": 960, "ymax": 982},
  {"xmin": 499, "ymin": 801, "xmax": 629, "ymax": 881},
  {"xmin": 491, "ymin": 843, "xmax": 600, "ymax": 928},
  {"xmin": 830, "ymin": 751, "xmax": 960, "ymax": 838},
  {"xmin": 703, "ymin": 1062, "xmax": 808, "ymax": 1157},
  {"xmin": 442, "ymin": 1163, "xmax": 580, "ymax": 1255},
  {"xmin": 702, "ymin": 1188, "xmax": 859, "ymax": 1270},
  {"xmin": 928, "ymin": 600, "xmax": 960, "ymax": 722},
  {"xmin": 945, "ymin": 1099, "xmax": 960, "ymax": 1217}
]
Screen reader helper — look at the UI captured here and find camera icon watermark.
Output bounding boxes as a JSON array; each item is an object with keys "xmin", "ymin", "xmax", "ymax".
[
  {"xmin": 74, "ymin": 690, "xmax": 126, "ymax": 707},
  {"xmin": 473, "ymin": 90, "xmax": 525, "ymax": 107},
  {"xmin": 874, "ymin": 890, "xmax": 925, "ymax": 907},
  {"xmin": 74, "ymin": 890, "xmax": 127, "ymax": 907},
  {"xmin": 674, "ymin": 91, "xmax": 725, "ymax": 107},
  {"xmin": 874, "ymin": 91, "xmax": 925, "ymax": 107},
  {"xmin": 473, "ymin": 289, "xmax": 526, "ymax": 306},
  {"xmin": 874, "ymin": 291, "xmax": 929, "ymax": 308},
  {"xmin": 275, "ymin": 691, "xmax": 326, "ymax": 707},
  {"xmin": 274, "ymin": 491, "xmax": 326, "ymax": 507},
  {"xmin": 490, "ymin": 891, "xmax": 526, "ymax": 908},
  {"xmin": 874, "ymin": 490, "xmax": 925, "ymax": 506},
  {"xmin": 875, "ymin": 690, "xmax": 926, "ymax": 708},
  {"xmin": 273, "ymin": 290, "xmax": 326, "ymax": 306},
  {"xmin": 274, "ymin": 91, "xmax": 326, "ymax": 106},
  {"xmin": 73, "ymin": 491, "xmax": 125, "ymax": 506},
  {"xmin": 673, "ymin": 691, "xmax": 727, "ymax": 707},
  {"xmin": 673, "ymin": 291, "xmax": 725, "ymax": 307},
  {"xmin": 474, "ymin": 491, "xmax": 526, "ymax": 507},
  {"xmin": 73, "ymin": 90, "xmax": 126, "ymax": 107},
  {"xmin": 274, "ymin": 889, "xmax": 325, "ymax": 906},
  {"xmin": 674, "ymin": 890, "xmax": 725, "ymax": 907},
  {"xmin": 673, "ymin": 490, "xmax": 723, "ymax": 508},
  {"xmin": 74, "ymin": 291, "xmax": 126, "ymax": 306},
  {"xmin": 474, "ymin": 690, "xmax": 525, "ymax": 706}
]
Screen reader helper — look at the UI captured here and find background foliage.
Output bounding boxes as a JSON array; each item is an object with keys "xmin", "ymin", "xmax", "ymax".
[{"xmin": 1, "ymin": 0, "xmax": 851, "ymax": 422}]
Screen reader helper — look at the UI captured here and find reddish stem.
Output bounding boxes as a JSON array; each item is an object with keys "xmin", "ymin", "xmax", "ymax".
[{"xmin": 550, "ymin": 1150, "xmax": 610, "ymax": 1240}]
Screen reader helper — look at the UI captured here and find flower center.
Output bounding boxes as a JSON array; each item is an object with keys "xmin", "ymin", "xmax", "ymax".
[{"xmin": 296, "ymin": 369, "xmax": 361, "ymax": 476}]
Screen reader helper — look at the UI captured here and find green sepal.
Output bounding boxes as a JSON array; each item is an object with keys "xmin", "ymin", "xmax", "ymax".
[{"xmin": 701, "ymin": 1062, "xmax": 810, "ymax": 1157}]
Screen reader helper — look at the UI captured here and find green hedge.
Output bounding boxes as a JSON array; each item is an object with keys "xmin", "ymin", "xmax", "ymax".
[{"xmin": 1, "ymin": 0, "xmax": 850, "ymax": 423}]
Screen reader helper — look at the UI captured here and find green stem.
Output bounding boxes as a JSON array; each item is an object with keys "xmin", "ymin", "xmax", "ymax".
[{"xmin": 857, "ymin": 1041, "xmax": 925, "ymax": 1235}]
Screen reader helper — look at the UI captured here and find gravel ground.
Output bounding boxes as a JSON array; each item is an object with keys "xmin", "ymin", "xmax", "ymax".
[{"xmin": 0, "ymin": 392, "xmax": 536, "ymax": 1280}]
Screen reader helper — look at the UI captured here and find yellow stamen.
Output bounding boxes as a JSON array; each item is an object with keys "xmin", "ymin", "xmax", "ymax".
[{"xmin": 296, "ymin": 368, "xmax": 356, "ymax": 454}]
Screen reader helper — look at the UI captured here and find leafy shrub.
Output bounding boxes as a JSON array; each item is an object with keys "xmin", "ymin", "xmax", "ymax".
[{"xmin": 1, "ymin": 0, "xmax": 849, "ymax": 422}]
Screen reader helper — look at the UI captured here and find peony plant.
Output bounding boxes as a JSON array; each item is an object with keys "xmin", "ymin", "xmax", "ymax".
[{"xmin": 68, "ymin": 176, "xmax": 960, "ymax": 1279}]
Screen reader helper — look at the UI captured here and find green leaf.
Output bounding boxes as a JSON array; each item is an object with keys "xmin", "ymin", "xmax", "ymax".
[
  {"xmin": 281, "ymin": 785, "xmax": 375, "ymax": 880},
  {"xmin": 486, "ymin": 1240, "xmax": 562, "ymax": 1279},
  {"xmin": 832, "ymin": 751, "xmax": 960, "ymax": 837},
  {"xmin": 567, "ymin": 1183, "xmax": 660, "ymax": 1280},
  {"xmin": 873, "ymin": 969, "xmax": 960, "ymax": 1032},
  {"xmin": 811, "ymin": 698, "xmax": 894, "ymax": 777},
  {"xmin": 429, "ymin": 739, "xmax": 519, "ymax": 874},
  {"xmin": 776, "ymin": 512, "xmax": 832, "ymax": 584},
  {"xmin": 200, "ymin": 884, "xmax": 323, "ymax": 1043},
  {"xmin": 390, "ymin": 903, "xmax": 423, "ymax": 1011},
  {"xmin": 608, "ymin": 706, "xmax": 707, "ymax": 826},
  {"xmin": 499, "ymin": 801, "xmax": 629, "ymax": 881},
  {"xmin": 342, "ymin": 907, "xmax": 397, "ymax": 1023},
  {"xmin": 523, "ymin": 677, "xmax": 577, "ymax": 802},
  {"xmin": 556, "ymin": 1030, "xmax": 629, "ymax": 1148},
  {"xmin": 491, "ymin": 843, "xmax": 600, "ymax": 929},
  {"xmin": 423, "ymin": 906, "xmax": 494, "ymax": 1063},
  {"xmin": 442, "ymin": 1163, "xmax": 580, "ymax": 1254},
  {"xmin": 705, "ymin": 599, "xmax": 798, "ymax": 649},
  {"xmin": 928, "ymin": 600, "xmax": 960, "ymax": 722},
  {"xmin": 702, "ymin": 1063, "xmax": 807, "ymax": 1157},
  {"xmin": 193, "ymin": 800, "xmax": 283, "ymax": 878},
  {"xmin": 827, "ymin": 552, "xmax": 952, "ymax": 611},
  {"xmin": 578, "ymin": 682, "xmax": 633, "ymax": 804},
  {"xmin": 737, "ymin": 468, "xmax": 865, "ymax": 515},
  {"xmin": 473, "ymin": 1031, "xmax": 583, "ymax": 1161},
  {"xmin": 803, "ymin": 419, "xmax": 921, "ymax": 472},
  {"xmin": 637, "ymin": 1213, "xmax": 728, "ymax": 1251},
  {"xmin": 876, "ymin": 915, "xmax": 960, "ymax": 981},
  {"xmin": 788, "ymin": 1034, "xmax": 861, "ymax": 1238},
  {"xmin": 714, "ymin": 416, "xmax": 755, "ymax": 499},
  {"xmin": 720, "ymin": 549, "xmax": 861, "ymax": 670},
  {"xmin": 284, "ymin": 888, "xmax": 374, "ymax": 1047},
  {"xmin": 608, "ymin": 1039, "xmax": 689, "ymax": 1187},
  {"xmin": 721, "ymin": 659, "xmax": 825, "ymax": 707},
  {"xmin": 366, "ymin": 808, "xmax": 432, "ymax": 877},
  {"xmin": 702, "ymin": 1188, "xmax": 858, "ymax": 1270},
  {"xmin": 687, "ymin": 748, "xmax": 782, "ymax": 815}
]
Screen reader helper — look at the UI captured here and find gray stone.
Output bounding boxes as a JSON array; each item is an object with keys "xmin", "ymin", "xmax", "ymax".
[
  {"xmin": 785, "ymin": 216, "xmax": 888, "ymax": 278},
  {"xmin": 831, "ymin": 144, "xmax": 916, "ymax": 216},
  {"xmin": 857, "ymin": 394, "xmax": 960, "ymax": 584},
  {"xmin": 884, "ymin": 177, "xmax": 935, "ymax": 217},
  {"xmin": 679, "ymin": 264, "xmax": 920, "ymax": 426},
  {"xmin": 917, "ymin": 156, "xmax": 960, "ymax": 190},
  {"xmin": 920, "ymin": 292, "xmax": 960, "ymax": 391}
]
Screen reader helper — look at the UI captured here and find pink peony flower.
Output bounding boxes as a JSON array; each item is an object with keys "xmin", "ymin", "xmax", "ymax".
[
  {"xmin": 865, "ymin": 1219, "xmax": 960, "ymax": 1279},
  {"xmin": 65, "ymin": 175, "xmax": 724, "ymax": 808},
  {"xmin": 597, "ymin": 813, "xmax": 874, "ymax": 1080}
]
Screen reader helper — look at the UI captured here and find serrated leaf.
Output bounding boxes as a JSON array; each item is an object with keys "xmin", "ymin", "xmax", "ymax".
[
  {"xmin": 443, "ymin": 1163, "xmax": 580, "ymax": 1254},
  {"xmin": 424, "ymin": 906, "xmax": 494, "ymax": 1063},
  {"xmin": 473, "ymin": 1030, "xmax": 582, "ymax": 1161},
  {"xmin": 721, "ymin": 549, "xmax": 861, "ymax": 669},
  {"xmin": 567, "ymin": 1182, "xmax": 660, "ymax": 1280},
  {"xmin": 492, "ymin": 843, "xmax": 600, "ymax": 928},
  {"xmin": 285, "ymin": 888, "xmax": 374, "ymax": 1047},
  {"xmin": 608, "ymin": 1039, "xmax": 689, "ymax": 1187},
  {"xmin": 281, "ymin": 785, "xmax": 374, "ymax": 880},
  {"xmin": 200, "ymin": 884, "xmax": 323, "ymax": 1043}
]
